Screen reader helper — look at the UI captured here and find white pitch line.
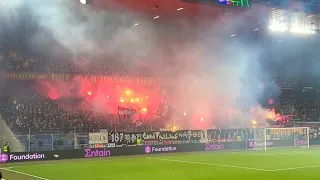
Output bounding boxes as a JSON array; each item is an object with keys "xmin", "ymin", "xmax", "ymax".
[
  {"xmin": 229, "ymin": 152, "xmax": 297, "ymax": 156},
  {"xmin": 4, "ymin": 156, "xmax": 143, "ymax": 169},
  {"xmin": 271, "ymin": 165, "xmax": 320, "ymax": 171},
  {"xmin": 1, "ymin": 168, "xmax": 50, "ymax": 180},
  {"xmin": 147, "ymin": 157, "xmax": 273, "ymax": 172}
]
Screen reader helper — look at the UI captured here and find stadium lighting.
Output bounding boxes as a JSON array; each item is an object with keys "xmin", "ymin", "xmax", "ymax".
[
  {"xmin": 177, "ymin": 8, "xmax": 184, "ymax": 11},
  {"xmin": 268, "ymin": 23, "xmax": 316, "ymax": 35},
  {"xmin": 154, "ymin": 16, "xmax": 159, "ymax": 19},
  {"xmin": 80, "ymin": 0, "xmax": 86, "ymax": 4},
  {"xmin": 290, "ymin": 27, "xmax": 315, "ymax": 35},
  {"xmin": 269, "ymin": 23, "xmax": 287, "ymax": 32}
]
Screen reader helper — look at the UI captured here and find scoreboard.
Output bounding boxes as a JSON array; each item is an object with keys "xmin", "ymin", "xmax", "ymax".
[{"xmin": 181, "ymin": 0, "xmax": 251, "ymax": 8}]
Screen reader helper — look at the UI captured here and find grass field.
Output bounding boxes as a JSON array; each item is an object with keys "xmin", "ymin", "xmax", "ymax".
[{"xmin": 2, "ymin": 148, "xmax": 320, "ymax": 180}]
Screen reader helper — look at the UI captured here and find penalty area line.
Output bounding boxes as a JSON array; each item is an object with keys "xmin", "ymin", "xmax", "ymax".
[
  {"xmin": 1, "ymin": 168, "xmax": 50, "ymax": 180},
  {"xmin": 147, "ymin": 157, "xmax": 273, "ymax": 172}
]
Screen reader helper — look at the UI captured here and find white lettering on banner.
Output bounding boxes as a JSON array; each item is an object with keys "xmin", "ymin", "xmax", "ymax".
[
  {"xmin": 108, "ymin": 130, "xmax": 206, "ymax": 145},
  {"xmin": 107, "ymin": 143, "xmax": 116, "ymax": 148},
  {"xmin": 141, "ymin": 130, "xmax": 205, "ymax": 141},
  {"xmin": 89, "ymin": 132, "xmax": 108, "ymax": 144},
  {"xmin": 254, "ymin": 141, "xmax": 274, "ymax": 147}
]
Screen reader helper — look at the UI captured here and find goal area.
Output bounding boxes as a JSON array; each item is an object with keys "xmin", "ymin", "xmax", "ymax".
[{"xmin": 251, "ymin": 127, "xmax": 310, "ymax": 151}]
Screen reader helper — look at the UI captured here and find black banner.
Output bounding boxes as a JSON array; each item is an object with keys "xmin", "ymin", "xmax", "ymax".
[
  {"xmin": 108, "ymin": 130, "xmax": 207, "ymax": 146},
  {"xmin": 207, "ymin": 128, "xmax": 254, "ymax": 142}
]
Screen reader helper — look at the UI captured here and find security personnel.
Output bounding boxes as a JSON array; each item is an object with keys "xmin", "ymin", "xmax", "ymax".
[
  {"xmin": 136, "ymin": 137, "xmax": 142, "ymax": 146},
  {"xmin": 0, "ymin": 169, "xmax": 3, "ymax": 180},
  {"xmin": 3, "ymin": 142, "xmax": 10, "ymax": 153}
]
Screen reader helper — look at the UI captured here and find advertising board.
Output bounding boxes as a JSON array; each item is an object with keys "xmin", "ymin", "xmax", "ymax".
[
  {"xmin": 204, "ymin": 143, "xmax": 225, "ymax": 151},
  {"xmin": 1, "ymin": 152, "xmax": 45, "ymax": 163},
  {"xmin": 144, "ymin": 146, "xmax": 177, "ymax": 154},
  {"xmin": 85, "ymin": 149, "xmax": 111, "ymax": 158},
  {"xmin": 1, "ymin": 142, "xmax": 250, "ymax": 163}
]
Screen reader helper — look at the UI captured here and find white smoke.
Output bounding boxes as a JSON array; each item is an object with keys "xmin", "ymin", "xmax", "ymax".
[{"xmin": 0, "ymin": 1, "xmax": 280, "ymax": 128}]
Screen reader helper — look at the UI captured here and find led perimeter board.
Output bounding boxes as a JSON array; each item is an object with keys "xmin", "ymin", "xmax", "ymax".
[{"xmin": 181, "ymin": 0, "xmax": 251, "ymax": 8}]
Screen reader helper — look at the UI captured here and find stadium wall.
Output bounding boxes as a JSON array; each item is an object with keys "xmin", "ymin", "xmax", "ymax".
[
  {"xmin": 0, "ymin": 142, "xmax": 247, "ymax": 163},
  {"xmin": 1, "ymin": 140, "xmax": 319, "ymax": 163},
  {"xmin": 2, "ymin": 127, "xmax": 320, "ymax": 163},
  {"xmin": 0, "ymin": 117, "xmax": 25, "ymax": 152}
]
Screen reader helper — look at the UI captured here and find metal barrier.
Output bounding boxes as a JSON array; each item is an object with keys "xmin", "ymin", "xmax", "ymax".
[{"xmin": 2, "ymin": 133, "xmax": 82, "ymax": 152}]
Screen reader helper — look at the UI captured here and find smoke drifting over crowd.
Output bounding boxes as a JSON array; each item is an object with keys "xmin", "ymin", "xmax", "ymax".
[{"xmin": 0, "ymin": 0, "xmax": 281, "ymax": 129}]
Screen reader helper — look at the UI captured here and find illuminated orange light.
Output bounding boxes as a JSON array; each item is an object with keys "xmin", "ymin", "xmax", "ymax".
[
  {"xmin": 136, "ymin": 98, "xmax": 140, "ymax": 102},
  {"xmin": 145, "ymin": 96, "xmax": 148, "ymax": 99},
  {"xmin": 200, "ymin": 118, "xmax": 204, "ymax": 122},
  {"xmin": 125, "ymin": 90, "xmax": 131, "ymax": 95},
  {"xmin": 120, "ymin": 99, "xmax": 124, "ymax": 103},
  {"xmin": 172, "ymin": 126, "xmax": 177, "ymax": 131},
  {"xmin": 87, "ymin": 91, "xmax": 92, "ymax": 96},
  {"xmin": 131, "ymin": 98, "xmax": 134, "ymax": 103},
  {"xmin": 141, "ymin": 108, "xmax": 147, "ymax": 113}
]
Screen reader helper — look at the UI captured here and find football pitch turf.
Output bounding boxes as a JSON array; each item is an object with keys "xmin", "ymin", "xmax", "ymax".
[{"xmin": 2, "ymin": 148, "xmax": 320, "ymax": 180}]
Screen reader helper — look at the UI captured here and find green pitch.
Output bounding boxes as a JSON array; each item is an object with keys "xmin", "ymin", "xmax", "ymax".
[{"xmin": 2, "ymin": 148, "xmax": 320, "ymax": 180}]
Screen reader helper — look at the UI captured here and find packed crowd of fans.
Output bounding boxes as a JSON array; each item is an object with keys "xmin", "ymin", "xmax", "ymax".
[
  {"xmin": 272, "ymin": 92, "xmax": 320, "ymax": 124},
  {"xmin": 0, "ymin": 90, "xmax": 319, "ymax": 135},
  {"xmin": 5, "ymin": 52, "xmax": 157, "ymax": 76},
  {"xmin": 0, "ymin": 95, "xmax": 163, "ymax": 134}
]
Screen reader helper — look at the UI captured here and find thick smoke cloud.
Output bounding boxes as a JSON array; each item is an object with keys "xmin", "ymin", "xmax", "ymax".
[
  {"xmin": 0, "ymin": 0, "xmax": 281, "ymax": 128},
  {"xmin": 27, "ymin": 0, "xmax": 154, "ymax": 67},
  {"xmin": 170, "ymin": 12, "xmax": 280, "ymax": 128}
]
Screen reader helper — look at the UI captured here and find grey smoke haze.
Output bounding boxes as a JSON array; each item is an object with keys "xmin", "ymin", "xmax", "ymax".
[{"xmin": 0, "ymin": 0, "xmax": 282, "ymax": 127}]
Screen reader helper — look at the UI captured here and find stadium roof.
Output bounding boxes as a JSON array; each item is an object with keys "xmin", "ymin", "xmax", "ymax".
[{"xmin": 89, "ymin": 0, "xmax": 320, "ymax": 31}]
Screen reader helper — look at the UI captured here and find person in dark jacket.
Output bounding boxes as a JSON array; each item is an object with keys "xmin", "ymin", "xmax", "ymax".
[
  {"xmin": 0, "ymin": 166, "xmax": 4, "ymax": 180},
  {"xmin": 79, "ymin": 138, "xmax": 85, "ymax": 149}
]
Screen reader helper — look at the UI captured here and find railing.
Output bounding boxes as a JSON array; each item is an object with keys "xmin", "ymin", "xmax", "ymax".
[
  {"xmin": 2, "ymin": 133, "xmax": 81, "ymax": 152},
  {"xmin": 3, "ymin": 126, "xmax": 320, "ymax": 152}
]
